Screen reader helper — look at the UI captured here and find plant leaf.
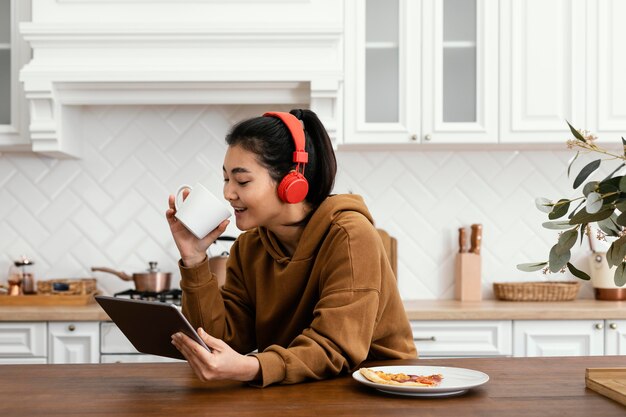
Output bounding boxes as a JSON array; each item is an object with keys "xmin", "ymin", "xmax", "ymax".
[
  {"xmin": 549, "ymin": 244, "xmax": 571, "ymax": 272},
  {"xmin": 567, "ymin": 120, "xmax": 586, "ymax": 142},
  {"xmin": 623, "ymin": 137, "xmax": 626, "ymax": 158},
  {"xmin": 598, "ymin": 215, "xmax": 622, "ymax": 237},
  {"xmin": 598, "ymin": 183, "xmax": 620, "ymax": 204},
  {"xmin": 516, "ymin": 262, "xmax": 548, "ymax": 272},
  {"xmin": 535, "ymin": 197, "xmax": 553, "ymax": 214},
  {"xmin": 585, "ymin": 192, "xmax": 603, "ymax": 214},
  {"xmin": 567, "ymin": 262, "xmax": 591, "ymax": 281},
  {"xmin": 549, "ymin": 199, "xmax": 571, "ymax": 220},
  {"xmin": 569, "ymin": 208, "xmax": 613, "ymax": 225},
  {"xmin": 614, "ymin": 262, "xmax": 626, "ymax": 287},
  {"xmin": 568, "ymin": 200, "xmax": 585, "ymax": 219},
  {"xmin": 558, "ymin": 229, "xmax": 579, "ymax": 250},
  {"xmin": 543, "ymin": 220, "xmax": 576, "ymax": 230},
  {"xmin": 567, "ymin": 151, "xmax": 580, "ymax": 177},
  {"xmin": 619, "ymin": 176, "xmax": 626, "ymax": 193},
  {"xmin": 573, "ymin": 159, "xmax": 601, "ymax": 189},
  {"xmin": 583, "ymin": 181, "xmax": 599, "ymax": 196},
  {"xmin": 616, "ymin": 211, "xmax": 626, "ymax": 228},
  {"xmin": 606, "ymin": 234, "xmax": 626, "ymax": 268},
  {"xmin": 616, "ymin": 199, "xmax": 626, "ymax": 213},
  {"xmin": 602, "ymin": 163, "xmax": 625, "ymax": 182},
  {"xmin": 579, "ymin": 223, "xmax": 588, "ymax": 245}
]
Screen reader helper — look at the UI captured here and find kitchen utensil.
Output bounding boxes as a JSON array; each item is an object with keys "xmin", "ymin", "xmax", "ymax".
[
  {"xmin": 91, "ymin": 262, "xmax": 171, "ymax": 292},
  {"xmin": 458, "ymin": 227, "xmax": 467, "ymax": 253},
  {"xmin": 174, "ymin": 183, "xmax": 232, "ymax": 240},
  {"xmin": 7, "ymin": 255, "xmax": 35, "ymax": 295},
  {"xmin": 588, "ymin": 252, "xmax": 626, "ymax": 301},
  {"xmin": 208, "ymin": 235, "xmax": 237, "ymax": 287},
  {"xmin": 470, "ymin": 224, "xmax": 482, "ymax": 255}
]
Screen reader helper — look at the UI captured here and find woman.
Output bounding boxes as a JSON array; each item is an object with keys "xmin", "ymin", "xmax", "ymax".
[{"xmin": 166, "ymin": 109, "xmax": 416, "ymax": 387}]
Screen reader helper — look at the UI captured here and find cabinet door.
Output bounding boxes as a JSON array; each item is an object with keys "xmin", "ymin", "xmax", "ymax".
[
  {"xmin": 0, "ymin": 0, "xmax": 30, "ymax": 150},
  {"xmin": 100, "ymin": 322, "xmax": 138, "ymax": 354},
  {"xmin": 411, "ymin": 320, "xmax": 512, "ymax": 357},
  {"xmin": 421, "ymin": 0, "xmax": 498, "ymax": 143},
  {"xmin": 0, "ymin": 322, "xmax": 47, "ymax": 358},
  {"xmin": 586, "ymin": 0, "xmax": 626, "ymax": 143},
  {"xmin": 500, "ymin": 0, "xmax": 586, "ymax": 143},
  {"xmin": 604, "ymin": 320, "xmax": 626, "ymax": 355},
  {"xmin": 513, "ymin": 320, "xmax": 604, "ymax": 357},
  {"xmin": 48, "ymin": 322, "xmax": 100, "ymax": 364},
  {"xmin": 344, "ymin": 0, "xmax": 420, "ymax": 144}
]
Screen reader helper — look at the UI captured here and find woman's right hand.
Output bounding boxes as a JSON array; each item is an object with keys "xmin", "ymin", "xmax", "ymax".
[{"xmin": 165, "ymin": 190, "xmax": 230, "ymax": 268}]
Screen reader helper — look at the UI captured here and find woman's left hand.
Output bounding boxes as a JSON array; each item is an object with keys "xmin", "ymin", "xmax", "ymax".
[{"xmin": 171, "ymin": 328, "xmax": 260, "ymax": 382}]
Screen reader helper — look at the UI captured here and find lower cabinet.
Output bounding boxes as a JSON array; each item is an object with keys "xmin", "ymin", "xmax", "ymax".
[
  {"xmin": 513, "ymin": 320, "xmax": 626, "ymax": 357},
  {"xmin": 48, "ymin": 322, "xmax": 100, "ymax": 364},
  {"xmin": 0, "ymin": 322, "xmax": 47, "ymax": 364},
  {"xmin": 100, "ymin": 322, "xmax": 182, "ymax": 363},
  {"xmin": 411, "ymin": 320, "xmax": 513, "ymax": 357}
]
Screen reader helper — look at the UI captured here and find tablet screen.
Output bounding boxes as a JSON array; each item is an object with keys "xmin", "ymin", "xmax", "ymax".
[{"xmin": 96, "ymin": 295, "xmax": 211, "ymax": 360}]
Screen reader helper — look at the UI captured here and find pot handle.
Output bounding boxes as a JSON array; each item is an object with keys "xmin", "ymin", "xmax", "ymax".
[{"xmin": 91, "ymin": 267, "xmax": 134, "ymax": 281}]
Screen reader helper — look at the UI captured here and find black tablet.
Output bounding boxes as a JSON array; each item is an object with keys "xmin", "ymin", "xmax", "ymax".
[{"xmin": 95, "ymin": 295, "xmax": 211, "ymax": 360}]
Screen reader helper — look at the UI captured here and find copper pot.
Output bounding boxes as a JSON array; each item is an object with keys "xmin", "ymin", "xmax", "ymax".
[
  {"xmin": 209, "ymin": 236, "xmax": 236, "ymax": 287},
  {"xmin": 91, "ymin": 262, "xmax": 171, "ymax": 292}
]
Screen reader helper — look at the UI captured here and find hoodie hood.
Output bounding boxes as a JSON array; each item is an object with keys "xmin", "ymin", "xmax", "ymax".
[{"xmin": 258, "ymin": 194, "xmax": 374, "ymax": 263}]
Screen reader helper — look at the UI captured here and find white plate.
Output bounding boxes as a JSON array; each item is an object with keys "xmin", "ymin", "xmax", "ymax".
[{"xmin": 352, "ymin": 365, "xmax": 489, "ymax": 397}]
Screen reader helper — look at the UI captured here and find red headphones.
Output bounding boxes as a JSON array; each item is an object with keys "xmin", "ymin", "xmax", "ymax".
[{"xmin": 263, "ymin": 111, "xmax": 309, "ymax": 204}]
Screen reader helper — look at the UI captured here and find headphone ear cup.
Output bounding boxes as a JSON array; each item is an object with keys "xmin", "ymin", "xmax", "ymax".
[{"xmin": 278, "ymin": 171, "xmax": 309, "ymax": 204}]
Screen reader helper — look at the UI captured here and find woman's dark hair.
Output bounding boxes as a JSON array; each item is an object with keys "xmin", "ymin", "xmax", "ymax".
[{"xmin": 225, "ymin": 109, "xmax": 337, "ymax": 208}]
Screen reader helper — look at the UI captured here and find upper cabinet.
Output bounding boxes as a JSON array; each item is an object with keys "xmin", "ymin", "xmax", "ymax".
[
  {"xmin": 0, "ymin": 0, "xmax": 30, "ymax": 152},
  {"xmin": 344, "ymin": 0, "xmax": 498, "ymax": 144},
  {"xmin": 345, "ymin": 0, "xmax": 626, "ymax": 146},
  {"xmin": 499, "ymin": 0, "xmax": 586, "ymax": 143}
]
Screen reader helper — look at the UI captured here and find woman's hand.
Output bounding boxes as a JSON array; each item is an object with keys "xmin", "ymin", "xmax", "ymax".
[
  {"xmin": 165, "ymin": 191, "xmax": 230, "ymax": 267},
  {"xmin": 171, "ymin": 328, "xmax": 260, "ymax": 382}
]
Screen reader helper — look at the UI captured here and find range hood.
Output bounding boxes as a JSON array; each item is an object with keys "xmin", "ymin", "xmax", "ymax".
[{"xmin": 19, "ymin": 1, "xmax": 343, "ymax": 158}]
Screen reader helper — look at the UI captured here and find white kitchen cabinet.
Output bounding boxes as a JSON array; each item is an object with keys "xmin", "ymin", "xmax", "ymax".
[
  {"xmin": 48, "ymin": 322, "xmax": 100, "ymax": 364},
  {"xmin": 604, "ymin": 320, "xmax": 626, "ymax": 355},
  {"xmin": 513, "ymin": 320, "xmax": 605, "ymax": 357},
  {"xmin": 499, "ymin": 0, "xmax": 586, "ymax": 144},
  {"xmin": 586, "ymin": 0, "xmax": 626, "ymax": 143},
  {"xmin": 411, "ymin": 320, "xmax": 512, "ymax": 357},
  {"xmin": 0, "ymin": 0, "xmax": 30, "ymax": 151},
  {"xmin": 0, "ymin": 322, "xmax": 47, "ymax": 362},
  {"xmin": 100, "ymin": 322, "xmax": 182, "ymax": 363},
  {"xmin": 344, "ymin": 0, "xmax": 498, "ymax": 145}
]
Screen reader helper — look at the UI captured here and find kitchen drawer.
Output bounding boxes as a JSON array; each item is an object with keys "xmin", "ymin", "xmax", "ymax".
[
  {"xmin": 0, "ymin": 357, "xmax": 47, "ymax": 364},
  {"xmin": 48, "ymin": 322, "xmax": 100, "ymax": 364},
  {"xmin": 411, "ymin": 320, "xmax": 512, "ymax": 357},
  {"xmin": 100, "ymin": 322, "xmax": 138, "ymax": 354},
  {"xmin": 100, "ymin": 354, "xmax": 182, "ymax": 364},
  {"xmin": 0, "ymin": 322, "xmax": 47, "ymax": 357}
]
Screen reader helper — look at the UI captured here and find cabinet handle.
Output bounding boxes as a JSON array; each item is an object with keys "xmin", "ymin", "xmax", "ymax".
[
  {"xmin": 424, "ymin": 134, "xmax": 432, "ymax": 142},
  {"xmin": 414, "ymin": 336, "xmax": 437, "ymax": 342},
  {"xmin": 68, "ymin": 324, "xmax": 76, "ymax": 332},
  {"xmin": 410, "ymin": 134, "xmax": 418, "ymax": 141},
  {"xmin": 594, "ymin": 323, "xmax": 604, "ymax": 330},
  {"xmin": 609, "ymin": 323, "xmax": 618, "ymax": 330}
]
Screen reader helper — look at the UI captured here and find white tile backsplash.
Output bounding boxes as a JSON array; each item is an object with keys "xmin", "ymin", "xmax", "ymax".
[{"xmin": 0, "ymin": 105, "xmax": 609, "ymax": 298}]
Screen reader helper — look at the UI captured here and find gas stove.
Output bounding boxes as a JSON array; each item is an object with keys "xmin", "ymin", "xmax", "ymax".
[{"xmin": 113, "ymin": 289, "xmax": 182, "ymax": 306}]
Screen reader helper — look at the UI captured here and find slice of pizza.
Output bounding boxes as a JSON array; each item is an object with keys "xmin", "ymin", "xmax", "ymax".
[{"xmin": 359, "ymin": 368, "xmax": 443, "ymax": 387}]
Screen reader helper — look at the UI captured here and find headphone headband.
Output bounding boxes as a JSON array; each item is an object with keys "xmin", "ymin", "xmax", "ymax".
[{"xmin": 263, "ymin": 112, "xmax": 308, "ymax": 164}]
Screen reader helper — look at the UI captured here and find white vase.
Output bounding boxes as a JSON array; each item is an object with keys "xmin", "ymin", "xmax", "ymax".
[{"xmin": 587, "ymin": 252, "xmax": 626, "ymax": 300}]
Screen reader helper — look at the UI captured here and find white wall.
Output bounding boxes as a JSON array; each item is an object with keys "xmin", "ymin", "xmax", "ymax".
[{"xmin": 0, "ymin": 104, "xmax": 605, "ymax": 299}]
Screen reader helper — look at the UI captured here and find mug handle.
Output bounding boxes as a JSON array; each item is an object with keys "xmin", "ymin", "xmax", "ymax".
[{"xmin": 174, "ymin": 184, "xmax": 192, "ymax": 210}]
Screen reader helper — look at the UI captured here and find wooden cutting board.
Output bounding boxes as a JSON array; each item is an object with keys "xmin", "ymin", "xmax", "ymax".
[
  {"xmin": 0, "ymin": 294, "xmax": 98, "ymax": 306},
  {"xmin": 586, "ymin": 367, "xmax": 626, "ymax": 406}
]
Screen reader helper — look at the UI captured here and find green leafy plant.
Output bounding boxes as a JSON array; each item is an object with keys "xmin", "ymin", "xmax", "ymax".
[{"xmin": 517, "ymin": 122, "xmax": 626, "ymax": 287}]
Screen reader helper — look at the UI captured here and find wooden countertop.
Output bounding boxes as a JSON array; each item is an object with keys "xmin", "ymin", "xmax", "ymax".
[
  {"xmin": 1, "ymin": 356, "xmax": 624, "ymax": 416},
  {"xmin": 1, "ymin": 299, "xmax": 626, "ymax": 321}
]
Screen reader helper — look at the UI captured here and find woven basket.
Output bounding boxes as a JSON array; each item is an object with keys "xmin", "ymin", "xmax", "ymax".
[
  {"xmin": 493, "ymin": 281, "xmax": 581, "ymax": 301},
  {"xmin": 37, "ymin": 278, "xmax": 97, "ymax": 296}
]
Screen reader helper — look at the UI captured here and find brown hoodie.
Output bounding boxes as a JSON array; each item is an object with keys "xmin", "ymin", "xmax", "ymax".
[{"xmin": 179, "ymin": 194, "xmax": 417, "ymax": 387}]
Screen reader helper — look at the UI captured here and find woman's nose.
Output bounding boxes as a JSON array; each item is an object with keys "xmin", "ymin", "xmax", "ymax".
[{"xmin": 223, "ymin": 181, "xmax": 236, "ymax": 201}]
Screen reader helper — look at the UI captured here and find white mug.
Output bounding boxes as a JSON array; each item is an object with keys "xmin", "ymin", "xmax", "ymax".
[{"xmin": 174, "ymin": 183, "xmax": 232, "ymax": 240}]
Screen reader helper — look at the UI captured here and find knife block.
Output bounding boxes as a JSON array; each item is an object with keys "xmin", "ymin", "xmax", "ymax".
[{"xmin": 454, "ymin": 253, "xmax": 482, "ymax": 301}]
